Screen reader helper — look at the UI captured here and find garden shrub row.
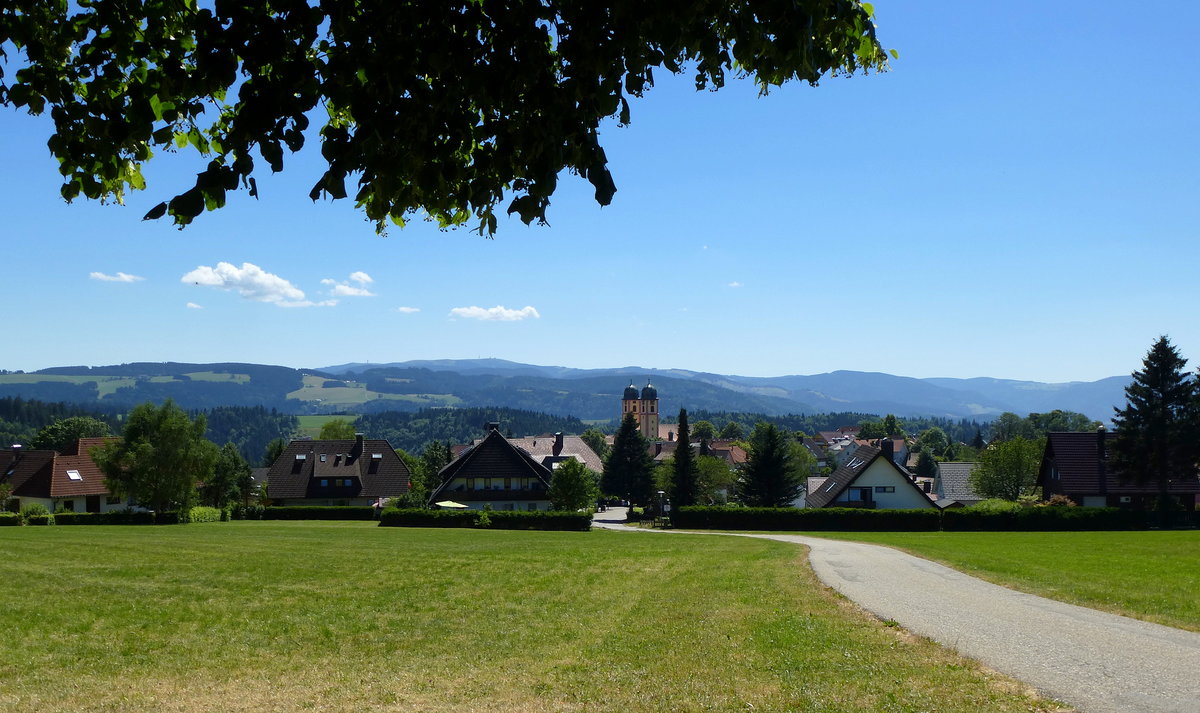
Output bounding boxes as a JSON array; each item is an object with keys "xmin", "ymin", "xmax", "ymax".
[
  {"xmin": 0, "ymin": 512, "xmax": 20, "ymax": 526},
  {"xmin": 187, "ymin": 506, "xmax": 224, "ymax": 523},
  {"xmin": 672, "ymin": 506, "xmax": 942, "ymax": 531},
  {"xmin": 261, "ymin": 506, "xmax": 376, "ymax": 520},
  {"xmin": 673, "ymin": 505, "xmax": 1157, "ymax": 531},
  {"xmin": 54, "ymin": 510, "xmax": 163, "ymax": 525},
  {"xmin": 379, "ymin": 508, "xmax": 592, "ymax": 531}
]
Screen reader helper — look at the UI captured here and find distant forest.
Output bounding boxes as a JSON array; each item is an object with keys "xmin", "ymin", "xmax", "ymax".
[{"xmin": 357, "ymin": 408, "xmax": 588, "ymax": 454}]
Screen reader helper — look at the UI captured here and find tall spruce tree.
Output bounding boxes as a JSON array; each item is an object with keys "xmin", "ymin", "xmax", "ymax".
[
  {"xmin": 671, "ymin": 408, "xmax": 699, "ymax": 507},
  {"xmin": 736, "ymin": 422, "xmax": 804, "ymax": 507},
  {"xmin": 602, "ymin": 413, "xmax": 655, "ymax": 505},
  {"xmin": 1110, "ymin": 336, "xmax": 1200, "ymax": 520}
]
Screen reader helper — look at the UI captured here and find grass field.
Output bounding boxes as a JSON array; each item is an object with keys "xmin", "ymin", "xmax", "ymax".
[
  {"xmin": 288, "ymin": 375, "xmax": 462, "ymax": 410},
  {"xmin": 813, "ymin": 531, "xmax": 1200, "ymax": 632},
  {"xmin": 0, "ymin": 373, "xmax": 135, "ymax": 397},
  {"xmin": 0, "ymin": 523, "xmax": 1067, "ymax": 713}
]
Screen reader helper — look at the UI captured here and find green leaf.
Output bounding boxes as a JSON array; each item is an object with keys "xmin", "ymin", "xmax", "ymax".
[
  {"xmin": 143, "ymin": 202, "xmax": 168, "ymax": 220},
  {"xmin": 889, "ymin": 48, "xmax": 900, "ymax": 60}
]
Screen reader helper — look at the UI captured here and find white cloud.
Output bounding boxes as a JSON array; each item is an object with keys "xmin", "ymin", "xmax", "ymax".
[
  {"xmin": 181, "ymin": 261, "xmax": 334, "ymax": 308},
  {"xmin": 322, "ymin": 272, "xmax": 376, "ymax": 297},
  {"xmin": 395, "ymin": 306, "xmax": 420, "ymax": 314},
  {"xmin": 90, "ymin": 271, "xmax": 144, "ymax": 283},
  {"xmin": 727, "ymin": 281, "xmax": 743, "ymax": 288},
  {"xmin": 449, "ymin": 305, "xmax": 541, "ymax": 322},
  {"xmin": 186, "ymin": 302, "xmax": 203, "ymax": 310}
]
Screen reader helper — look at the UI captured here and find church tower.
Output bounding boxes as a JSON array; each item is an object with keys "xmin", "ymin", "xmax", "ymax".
[{"xmin": 621, "ymin": 380, "xmax": 659, "ymax": 441}]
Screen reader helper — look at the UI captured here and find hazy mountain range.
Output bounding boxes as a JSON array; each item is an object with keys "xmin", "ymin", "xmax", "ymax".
[{"xmin": 0, "ymin": 358, "xmax": 1129, "ymax": 422}]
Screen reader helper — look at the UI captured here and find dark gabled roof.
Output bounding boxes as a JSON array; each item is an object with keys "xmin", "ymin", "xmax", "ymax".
[
  {"xmin": 1039, "ymin": 431, "xmax": 1200, "ymax": 494},
  {"xmin": 429, "ymin": 429, "xmax": 552, "ymax": 501},
  {"xmin": 265, "ymin": 437, "xmax": 410, "ymax": 499},
  {"xmin": 936, "ymin": 462, "xmax": 982, "ymax": 503},
  {"xmin": 806, "ymin": 445, "xmax": 933, "ymax": 509},
  {"xmin": 0, "ymin": 439, "xmax": 115, "ymax": 499}
]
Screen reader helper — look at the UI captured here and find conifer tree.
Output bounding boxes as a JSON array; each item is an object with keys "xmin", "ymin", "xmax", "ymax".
[
  {"xmin": 1110, "ymin": 336, "xmax": 1200, "ymax": 521},
  {"xmin": 602, "ymin": 413, "xmax": 655, "ymax": 505},
  {"xmin": 736, "ymin": 422, "xmax": 804, "ymax": 507},
  {"xmin": 671, "ymin": 409, "xmax": 699, "ymax": 507}
]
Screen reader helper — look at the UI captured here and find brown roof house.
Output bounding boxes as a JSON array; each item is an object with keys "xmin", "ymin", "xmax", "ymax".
[
  {"xmin": 1038, "ymin": 429, "xmax": 1200, "ymax": 510},
  {"xmin": 265, "ymin": 434, "xmax": 411, "ymax": 506},
  {"xmin": 1, "ymin": 438, "xmax": 126, "ymax": 513},
  {"xmin": 805, "ymin": 443, "xmax": 936, "ymax": 510},
  {"xmin": 429, "ymin": 424, "xmax": 555, "ymax": 511}
]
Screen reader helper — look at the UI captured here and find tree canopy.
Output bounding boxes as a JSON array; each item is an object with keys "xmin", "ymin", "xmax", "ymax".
[
  {"xmin": 602, "ymin": 412, "xmax": 655, "ymax": 505},
  {"xmin": 1110, "ymin": 336, "xmax": 1200, "ymax": 506},
  {"xmin": 92, "ymin": 400, "xmax": 218, "ymax": 513},
  {"xmin": 1, "ymin": 1, "xmax": 890, "ymax": 235},
  {"xmin": 736, "ymin": 421, "xmax": 803, "ymax": 507},
  {"xmin": 970, "ymin": 436, "xmax": 1043, "ymax": 501},
  {"xmin": 30, "ymin": 416, "xmax": 110, "ymax": 452},
  {"xmin": 548, "ymin": 458, "xmax": 599, "ymax": 511},
  {"xmin": 671, "ymin": 408, "xmax": 699, "ymax": 507},
  {"xmin": 317, "ymin": 418, "xmax": 357, "ymax": 440}
]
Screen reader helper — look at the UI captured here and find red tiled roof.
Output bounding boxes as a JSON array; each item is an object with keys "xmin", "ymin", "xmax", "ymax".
[
  {"xmin": 1040, "ymin": 432, "xmax": 1200, "ymax": 495},
  {"xmin": 1, "ymin": 440, "xmax": 112, "ymax": 499}
]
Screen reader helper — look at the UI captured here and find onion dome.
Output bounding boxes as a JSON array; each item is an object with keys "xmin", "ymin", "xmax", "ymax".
[
  {"xmin": 640, "ymin": 381, "xmax": 657, "ymax": 400},
  {"xmin": 623, "ymin": 383, "xmax": 639, "ymax": 400}
]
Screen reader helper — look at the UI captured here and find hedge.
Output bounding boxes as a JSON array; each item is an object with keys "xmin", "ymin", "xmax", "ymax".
[
  {"xmin": 230, "ymin": 505, "xmax": 265, "ymax": 520},
  {"xmin": 673, "ymin": 505, "xmax": 1160, "ymax": 532},
  {"xmin": 46, "ymin": 510, "xmax": 161, "ymax": 525},
  {"xmin": 25, "ymin": 513, "xmax": 54, "ymax": 526},
  {"xmin": 378, "ymin": 508, "xmax": 592, "ymax": 531},
  {"xmin": 942, "ymin": 506, "xmax": 1146, "ymax": 531},
  {"xmin": 672, "ymin": 506, "xmax": 942, "ymax": 532},
  {"xmin": 261, "ymin": 506, "xmax": 376, "ymax": 520},
  {"xmin": 0, "ymin": 512, "xmax": 20, "ymax": 526}
]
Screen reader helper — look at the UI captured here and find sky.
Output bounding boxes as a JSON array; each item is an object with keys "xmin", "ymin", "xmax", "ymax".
[{"xmin": 3, "ymin": 1, "xmax": 1199, "ymax": 384}]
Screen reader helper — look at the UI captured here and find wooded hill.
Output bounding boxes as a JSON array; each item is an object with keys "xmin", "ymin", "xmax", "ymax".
[{"xmin": 0, "ymin": 359, "xmax": 1130, "ymax": 422}]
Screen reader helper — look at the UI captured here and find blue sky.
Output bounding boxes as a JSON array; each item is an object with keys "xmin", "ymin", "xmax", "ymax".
[{"xmin": 3, "ymin": 1, "xmax": 1199, "ymax": 383}]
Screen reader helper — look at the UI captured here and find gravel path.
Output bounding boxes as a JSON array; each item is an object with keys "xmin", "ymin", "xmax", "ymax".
[{"xmin": 592, "ymin": 509, "xmax": 1200, "ymax": 713}]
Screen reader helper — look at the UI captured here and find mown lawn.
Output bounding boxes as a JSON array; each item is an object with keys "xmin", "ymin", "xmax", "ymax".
[
  {"xmin": 812, "ymin": 530, "xmax": 1200, "ymax": 631},
  {"xmin": 0, "ymin": 523, "xmax": 1066, "ymax": 713}
]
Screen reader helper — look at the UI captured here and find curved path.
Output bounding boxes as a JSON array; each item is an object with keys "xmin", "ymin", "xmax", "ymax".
[{"xmin": 593, "ymin": 509, "xmax": 1200, "ymax": 713}]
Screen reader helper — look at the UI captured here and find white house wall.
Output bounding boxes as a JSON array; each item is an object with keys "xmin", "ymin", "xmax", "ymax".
[{"xmin": 834, "ymin": 460, "xmax": 934, "ymax": 509}]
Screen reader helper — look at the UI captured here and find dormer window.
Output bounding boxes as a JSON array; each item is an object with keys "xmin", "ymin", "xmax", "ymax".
[{"xmin": 320, "ymin": 454, "xmax": 327, "ymax": 462}]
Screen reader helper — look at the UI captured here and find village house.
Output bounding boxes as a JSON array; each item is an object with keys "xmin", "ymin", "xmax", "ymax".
[
  {"xmin": 429, "ymin": 423, "xmax": 556, "ymax": 510},
  {"xmin": 1038, "ymin": 429, "xmax": 1200, "ymax": 510},
  {"xmin": 805, "ymin": 442, "xmax": 936, "ymax": 510},
  {"xmin": 265, "ymin": 433, "xmax": 411, "ymax": 506},
  {"xmin": 0, "ymin": 438, "xmax": 126, "ymax": 513},
  {"xmin": 934, "ymin": 462, "xmax": 984, "ymax": 508}
]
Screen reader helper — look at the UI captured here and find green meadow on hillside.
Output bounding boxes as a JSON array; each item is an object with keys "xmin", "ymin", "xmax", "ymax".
[{"xmin": 0, "ymin": 523, "xmax": 1064, "ymax": 713}]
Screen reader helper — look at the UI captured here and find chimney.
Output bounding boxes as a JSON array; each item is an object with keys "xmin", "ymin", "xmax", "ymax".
[
  {"xmin": 486, "ymin": 421, "xmax": 500, "ymax": 433},
  {"xmin": 11, "ymin": 444, "xmax": 21, "ymax": 460},
  {"xmin": 880, "ymin": 438, "xmax": 894, "ymax": 463},
  {"xmin": 351, "ymin": 433, "xmax": 364, "ymax": 459},
  {"xmin": 553, "ymin": 432, "xmax": 564, "ymax": 456}
]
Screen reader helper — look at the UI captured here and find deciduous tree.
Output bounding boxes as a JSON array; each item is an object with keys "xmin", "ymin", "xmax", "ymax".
[
  {"xmin": 719, "ymin": 421, "xmax": 745, "ymax": 441},
  {"xmin": 30, "ymin": 416, "xmax": 110, "ymax": 452},
  {"xmin": 692, "ymin": 420, "xmax": 718, "ymax": 441},
  {"xmin": 318, "ymin": 418, "xmax": 357, "ymax": 440},
  {"xmin": 580, "ymin": 427, "xmax": 610, "ymax": 461},
  {"xmin": 203, "ymin": 441, "xmax": 251, "ymax": 509},
  {"xmin": 970, "ymin": 436, "xmax": 1044, "ymax": 501},
  {"xmin": 92, "ymin": 400, "xmax": 218, "ymax": 513},
  {"xmin": 1, "ymin": 2, "xmax": 890, "ymax": 235},
  {"xmin": 548, "ymin": 459, "xmax": 599, "ymax": 511}
]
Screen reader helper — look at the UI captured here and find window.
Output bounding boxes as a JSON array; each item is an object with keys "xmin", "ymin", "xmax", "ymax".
[
  {"xmin": 874, "ymin": 486, "xmax": 895, "ymax": 493},
  {"xmin": 504, "ymin": 477, "xmax": 511, "ymax": 490},
  {"xmin": 62, "ymin": 500, "xmax": 75, "ymax": 511},
  {"xmin": 319, "ymin": 454, "xmax": 327, "ymax": 462},
  {"xmin": 295, "ymin": 454, "xmax": 307, "ymax": 460},
  {"xmin": 107, "ymin": 496, "xmax": 121, "ymax": 505},
  {"xmin": 66, "ymin": 469, "xmax": 83, "ymax": 481},
  {"xmin": 320, "ymin": 479, "xmax": 329, "ymax": 487},
  {"xmin": 344, "ymin": 479, "xmax": 353, "ymax": 487},
  {"xmin": 527, "ymin": 503, "xmax": 538, "ymax": 511},
  {"xmin": 466, "ymin": 478, "xmax": 475, "ymax": 490}
]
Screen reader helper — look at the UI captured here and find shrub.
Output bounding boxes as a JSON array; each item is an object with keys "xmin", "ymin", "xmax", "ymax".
[
  {"xmin": 1043, "ymin": 494, "xmax": 1077, "ymax": 507},
  {"xmin": 230, "ymin": 504, "xmax": 265, "ymax": 520},
  {"xmin": 155, "ymin": 511, "xmax": 182, "ymax": 525},
  {"xmin": 20, "ymin": 502, "xmax": 50, "ymax": 519},
  {"xmin": 0, "ymin": 511, "xmax": 20, "ymax": 526},
  {"xmin": 25, "ymin": 513, "xmax": 54, "ymax": 526},
  {"xmin": 261, "ymin": 506, "xmax": 376, "ymax": 521},
  {"xmin": 379, "ymin": 508, "xmax": 591, "ymax": 531},
  {"xmin": 971, "ymin": 499, "xmax": 1023, "ymax": 513},
  {"xmin": 187, "ymin": 506, "xmax": 223, "ymax": 523}
]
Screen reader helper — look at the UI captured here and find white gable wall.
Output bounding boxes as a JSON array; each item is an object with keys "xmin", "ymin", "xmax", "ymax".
[{"xmin": 832, "ymin": 459, "xmax": 934, "ymax": 510}]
